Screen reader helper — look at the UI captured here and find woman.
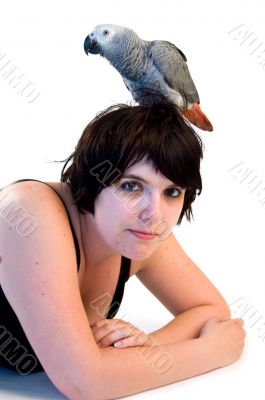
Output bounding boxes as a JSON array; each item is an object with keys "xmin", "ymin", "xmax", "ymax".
[{"xmin": 0, "ymin": 101, "xmax": 245, "ymax": 399}]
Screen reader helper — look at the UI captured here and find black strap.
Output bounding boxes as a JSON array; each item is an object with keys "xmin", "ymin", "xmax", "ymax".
[{"xmin": 106, "ymin": 256, "xmax": 131, "ymax": 319}]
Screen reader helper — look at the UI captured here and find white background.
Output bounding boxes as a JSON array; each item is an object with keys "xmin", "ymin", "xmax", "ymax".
[{"xmin": 0, "ymin": 0, "xmax": 265, "ymax": 399}]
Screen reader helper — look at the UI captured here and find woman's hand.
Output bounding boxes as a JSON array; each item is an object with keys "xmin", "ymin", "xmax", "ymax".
[
  {"xmin": 90, "ymin": 318, "xmax": 150, "ymax": 348},
  {"xmin": 199, "ymin": 316, "xmax": 246, "ymax": 368}
]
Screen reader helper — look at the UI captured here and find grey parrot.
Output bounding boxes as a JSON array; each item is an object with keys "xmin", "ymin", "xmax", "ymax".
[{"xmin": 84, "ymin": 24, "xmax": 213, "ymax": 131}]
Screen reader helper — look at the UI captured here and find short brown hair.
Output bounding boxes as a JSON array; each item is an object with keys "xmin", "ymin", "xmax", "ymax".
[{"xmin": 60, "ymin": 101, "xmax": 204, "ymax": 225}]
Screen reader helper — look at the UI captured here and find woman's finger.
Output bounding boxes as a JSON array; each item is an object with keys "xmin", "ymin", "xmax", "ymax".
[
  {"xmin": 99, "ymin": 328, "xmax": 129, "ymax": 347},
  {"xmin": 90, "ymin": 318, "xmax": 145, "ymax": 348},
  {"xmin": 114, "ymin": 333, "xmax": 149, "ymax": 348},
  {"xmin": 91, "ymin": 319, "xmax": 129, "ymax": 333},
  {"xmin": 92, "ymin": 323, "xmax": 123, "ymax": 343},
  {"xmin": 98, "ymin": 325, "xmax": 145, "ymax": 348}
]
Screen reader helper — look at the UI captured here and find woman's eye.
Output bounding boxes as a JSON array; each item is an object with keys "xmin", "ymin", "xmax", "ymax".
[
  {"xmin": 120, "ymin": 181, "xmax": 140, "ymax": 192},
  {"xmin": 119, "ymin": 182, "xmax": 182, "ymax": 198},
  {"xmin": 165, "ymin": 188, "xmax": 181, "ymax": 198}
]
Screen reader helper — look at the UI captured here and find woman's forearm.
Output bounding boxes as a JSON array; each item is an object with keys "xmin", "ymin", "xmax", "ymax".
[
  {"xmin": 147, "ymin": 304, "xmax": 231, "ymax": 345},
  {"xmin": 79, "ymin": 336, "xmax": 217, "ymax": 400}
]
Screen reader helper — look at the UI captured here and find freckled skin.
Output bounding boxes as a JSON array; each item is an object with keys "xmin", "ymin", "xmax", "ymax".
[{"xmin": 90, "ymin": 160, "xmax": 185, "ymax": 261}]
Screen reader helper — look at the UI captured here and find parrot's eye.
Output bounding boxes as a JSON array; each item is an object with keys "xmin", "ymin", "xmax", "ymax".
[{"xmin": 103, "ymin": 30, "xmax": 109, "ymax": 36}]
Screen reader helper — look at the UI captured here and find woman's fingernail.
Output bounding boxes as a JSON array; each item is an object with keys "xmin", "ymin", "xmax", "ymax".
[{"xmin": 114, "ymin": 341, "xmax": 122, "ymax": 347}]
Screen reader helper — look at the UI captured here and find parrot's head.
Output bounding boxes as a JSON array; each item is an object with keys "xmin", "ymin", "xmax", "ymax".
[{"xmin": 84, "ymin": 24, "xmax": 138, "ymax": 60}]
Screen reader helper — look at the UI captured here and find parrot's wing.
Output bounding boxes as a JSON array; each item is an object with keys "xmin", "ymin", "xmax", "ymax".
[{"xmin": 149, "ymin": 40, "xmax": 200, "ymax": 104}]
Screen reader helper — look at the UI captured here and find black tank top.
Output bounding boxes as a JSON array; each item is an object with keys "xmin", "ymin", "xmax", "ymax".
[{"xmin": 0, "ymin": 179, "xmax": 131, "ymax": 374}]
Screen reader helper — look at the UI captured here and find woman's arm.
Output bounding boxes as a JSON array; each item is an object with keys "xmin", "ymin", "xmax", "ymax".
[
  {"xmin": 0, "ymin": 182, "xmax": 101, "ymax": 399},
  {"xmin": 77, "ymin": 315, "xmax": 245, "ymax": 400},
  {"xmin": 147, "ymin": 304, "xmax": 231, "ymax": 345},
  {"xmin": 94, "ymin": 337, "xmax": 216, "ymax": 399},
  {"xmin": 88, "ymin": 305, "xmax": 230, "ymax": 349},
  {"xmin": 136, "ymin": 233, "xmax": 231, "ymax": 345}
]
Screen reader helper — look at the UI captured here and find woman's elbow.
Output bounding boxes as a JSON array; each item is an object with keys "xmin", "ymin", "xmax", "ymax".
[
  {"xmin": 47, "ymin": 358, "xmax": 102, "ymax": 400},
  {"xmin": 54, "ymin": 373, "xmax": 98, "ymax": 400}
]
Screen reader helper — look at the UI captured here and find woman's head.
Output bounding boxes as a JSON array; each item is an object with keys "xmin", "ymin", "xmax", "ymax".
[{"xmin": 60, "ymin": 101, "xmax": 204, "ymax": 229}]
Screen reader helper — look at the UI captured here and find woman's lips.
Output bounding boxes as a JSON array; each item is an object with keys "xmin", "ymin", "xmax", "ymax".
[{"xmin": 128, "ymin": 229, "xmax": 157, "ymax": 240}]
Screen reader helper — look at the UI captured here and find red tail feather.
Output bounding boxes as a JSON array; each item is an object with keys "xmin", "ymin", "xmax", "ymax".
[{"xmin": 182, "ymin": 103, "xmax": 213, "ymax": 132}]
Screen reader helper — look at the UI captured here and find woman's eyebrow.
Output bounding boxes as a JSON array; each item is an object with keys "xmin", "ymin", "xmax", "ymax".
[
  {"xmin": 122, "ymin": 174, "xmax": 149, "ymax": 184},
  {"xmin": 122, "ymin": 174, "xmax": 176, "ymax": 187}
]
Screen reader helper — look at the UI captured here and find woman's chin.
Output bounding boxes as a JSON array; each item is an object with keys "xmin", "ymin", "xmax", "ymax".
[{"xmin": 122, "ymin": 248, "xmax": 155, "ymax": 261}]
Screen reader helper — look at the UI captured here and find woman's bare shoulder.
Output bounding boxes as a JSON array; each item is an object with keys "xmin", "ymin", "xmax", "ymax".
[
  {"xmin": 0, "ymin": 180, "xmax": 100, "ymax": 398},
  {"xmin": 0, "ymin": 180, "xmax": 55, "ymax": 204},
  {"xmin": 0, "ymin": 181, "xmax": 59, "ymax": 233},
  {"xmin": 1, "ymin": 179, "xmax": 60, "ymax": 197},
  {"xmin": 0, "ymin": 180, "xmax": 69, "ymax": 224}
]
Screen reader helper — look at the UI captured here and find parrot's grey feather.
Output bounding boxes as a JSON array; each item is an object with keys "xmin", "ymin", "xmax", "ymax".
[
  {"xmin": 149, "ymin": 40, "xmax": 200, "ymax": 104},
  {"xmin": 160, "ymin": 40, "xmax": 188, "ymax": 62}
]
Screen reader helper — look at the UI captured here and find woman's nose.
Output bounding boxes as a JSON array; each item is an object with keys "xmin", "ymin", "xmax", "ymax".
[
  {"xmin": 137, "ymin": 193, "xmax": 164, "ymax": 226},
  {"xmin": 137, "ymin": 193, "xmax": 172, "ymax": 237}
]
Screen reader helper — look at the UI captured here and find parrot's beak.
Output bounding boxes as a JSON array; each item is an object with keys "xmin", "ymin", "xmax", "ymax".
[{"xmin": 84, "ymin": 35, "xmax": 101, "ymax": 55}]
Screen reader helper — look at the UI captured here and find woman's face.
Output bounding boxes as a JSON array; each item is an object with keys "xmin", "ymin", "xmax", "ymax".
[{"xmin": 93, "ymin": 160, "xmax": 186, "ymax": 260}]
